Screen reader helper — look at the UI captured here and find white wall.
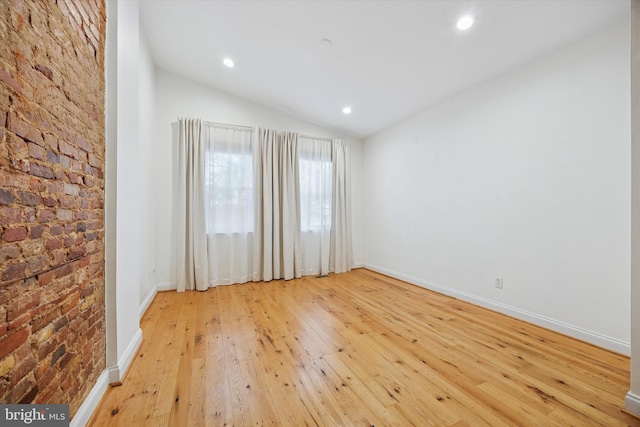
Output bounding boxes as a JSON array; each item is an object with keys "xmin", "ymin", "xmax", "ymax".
[
  {"xmin": 104, "ymin": 0, "xmax": 142, "ymax": 384},
  {"xmin": 138, "ymin": 32, "xmax": 157, "ymax": 315},
  {"xmin": 153, "ymin": 70, "xmax": 364, "ymax": 288},
  {"xmin": 363, "ymin": 21, "xmax": 631, "ymax": 353},
  {"xmin": 627, "ymin": 0, "xmax": 640, "ymax": 415}
]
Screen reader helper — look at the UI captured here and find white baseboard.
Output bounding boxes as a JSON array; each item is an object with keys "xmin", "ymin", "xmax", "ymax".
[
  {"xmin": 626, "ymin": 391, "xmax": 640, "ymax": 417},
  {"xmin": 139, "ymin": 286, "xmax": 157, "ymax": 319},
  {"xmin": 70, "ymin": 370, "xmax": 109, "ymax": 427},
  {"xmin": 107, "ymin": 328, "xmax": 143, "ymax": 385},
  {"xmin": 364, "ymin": 263, "xmax": 630, "ymax": 356},
  {"xmin": 157, "ymin": 282, "xmax": 176, "ymax": 292},
  {"xmin": 72, "ymin": 329, "xmax": 143, "ymax": 425}
]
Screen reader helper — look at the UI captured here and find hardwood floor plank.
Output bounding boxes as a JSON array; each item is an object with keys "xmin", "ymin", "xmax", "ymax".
[
  {"xmin": 88, "ymin": 269, "xmax": 640, "ymax": 426},
  {"xmin": 152, "ymin": 311, "xmax": 187, "ymax": 420}
]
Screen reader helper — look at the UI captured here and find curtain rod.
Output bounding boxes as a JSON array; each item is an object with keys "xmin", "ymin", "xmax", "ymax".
[
  {"xmin": 203, "ymin": 119, "xmax": 254, "ymax": 132},
  {"xmin": 184, "ymin": 117, "xmax": 337, "ymax": 141},
  {"xmin": 299, "ymin": 134, "xmax": 333, "ymax": 142}
]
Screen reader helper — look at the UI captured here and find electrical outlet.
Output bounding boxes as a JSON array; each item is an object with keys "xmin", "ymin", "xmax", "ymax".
[{"xmin": 495, "ymin": 277, "xmax": 503, "ymax": 289}]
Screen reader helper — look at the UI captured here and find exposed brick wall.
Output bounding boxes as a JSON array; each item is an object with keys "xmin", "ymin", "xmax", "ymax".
[{"xmin": 0, "ymin": 0, "xmax": 106, "ymax": 416}]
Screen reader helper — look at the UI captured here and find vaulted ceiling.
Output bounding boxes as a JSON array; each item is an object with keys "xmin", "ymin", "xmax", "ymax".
[{"xmin": 140, "ymin": 0, "xmax": 628, "ymax": 138}]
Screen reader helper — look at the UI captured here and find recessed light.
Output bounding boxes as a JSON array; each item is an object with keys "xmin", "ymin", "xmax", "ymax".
[
  {"xmin": 223, "ymin": 58, "xmax": 235, "ymax": 68},
  {"xmin": 456, "ymin": 15, "xmax": 474, "ymax": 30},
  {"xmin": 342, "ymin": 106, "xmax": 352, "ymax": 114}
]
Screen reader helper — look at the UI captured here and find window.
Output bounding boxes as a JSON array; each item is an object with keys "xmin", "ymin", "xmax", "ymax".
[
  {"xmin": 299, "ymin": 157, "xmax": 331, "ymax": 232},
  {"xmin": 204, "ymin": 126, "xmax": 254, "ymax": 234},
  {"xmin": 299, "ymin": 137, "xmax": 332, "ymax": 233},
  {"xmin": 203, "ymin": 130, "xmax": 333, "ymax": 235}
]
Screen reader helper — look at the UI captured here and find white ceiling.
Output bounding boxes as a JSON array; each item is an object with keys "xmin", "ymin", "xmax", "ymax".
[{"xmin": 139, "ymin": 0, "xmax": 628, "ymax": 139}]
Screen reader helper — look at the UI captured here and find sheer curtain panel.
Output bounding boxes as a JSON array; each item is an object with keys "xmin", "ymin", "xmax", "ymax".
[
  {"xmin": 299, "ymin": 136, "xmax": 332, "ymax": 276},
  {"xmin": 176, "ymin": 118, "xmax": 209, "ymax": 291},
  {"xmin": 204, "ymin": 123, "xmax": 255, "ymax": 285}
]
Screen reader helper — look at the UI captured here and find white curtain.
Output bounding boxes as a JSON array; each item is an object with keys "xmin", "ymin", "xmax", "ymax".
[
  {"xmin": 253, "ymin": 129, "xmax": 301, "ymax": 281},
  {"xmin": 176, "ymin": 118, "xmax": 209, "ymax": 292},
  {"xmin": 175, "ymin": 118, "xmax": 352, "ymax": 292},
  {"xmin": 329, "ymin": 139, "xmax": 353, "ymax": 273},
  {"xmin": 299, "ymin": 136, "xmax": 332, "ymax": 276},
  {"xmin": 204, "ymin": 123, "xmax": 255, "ymax": 286}
]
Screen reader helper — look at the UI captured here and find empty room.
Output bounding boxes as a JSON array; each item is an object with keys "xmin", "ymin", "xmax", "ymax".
[{"xmin": 2, "ymin": 0, "xmax": 640, "ymax": 426}]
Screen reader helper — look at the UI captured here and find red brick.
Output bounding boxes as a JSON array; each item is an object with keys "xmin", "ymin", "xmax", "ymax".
[
  {"xmin": 22, "ymin": 207, "xmax": 36, "ymax": 223},
  {"xmin": 37, "ymin": 270, "xmax": 54, "ymax": 286},
  {"xmin": 27, "ymin": 254, "xmax": 49, "ymax": 275},
  {"xmin": 53, "ymin": 263, "xmax": 73, "ymax": 279},
  {"xmin": 29, "ymin": 224, "xmax": 44, "ymax": 238},
  {"xmin": 46, "ymin": 150, "xmax": 59, "ymax": 164},
  {"xmin": 0, "ymin": 207, "xmax": 22, "ymax": 225},
  {"xmin": 46, "ymin": 181, "xmax": 64, "ymax": 194},
  {"xmin": 0, "ymin": 0, "xmax": 106, "ymax": 412},
  {"xmin": 0, "ymin": 188, "xmax": 14, "ymax": 204},
  {"xmin": 30, "ymin": 163, "xmax": 54, "ymax": 179},
  {"xmin": 52, "ymin": 250, "xmax": 65, "ymax": 264},
  {"xmin": 88, "ymin": 153, "xmax": 101, "ymax": 168},
  {"xmin": 57, "ymin": 195, "xmax": 74, "ymax": 209},
  {"xmin": 34, "ymin": 382, "xmax": 56, "ymax": 405},
  {"xmin": 67, "ymin": 172, "xmax": 80, "ymax": 184},
  {"xmin": 84, "ymin": 175, "xmax": 96, "ymax": 188},
  {"xmin": 75, "ymin": 136, "xmax": 92, "ymax": 153},
  {"xmin": 54, "ymin": 315, "xmax": 69, "ymax": 332},
  {"xmin": 10, "ymin": 355, "xmax": 37, "ymax": 387},
  {"xmin": 0, "ymin": 170, "xmax": 30, "ymax": 189},
  {"xmin": 28, "ymin": 142, "xmax": 46, "ymax": 160},
  {"xmin": 3, "ymin": 227, "xmax": 27, "ymax": 242},
  {"xmin": 58, "ymin": 139, "xmax": 78, "ymax": 158},
  {"xmin": 57, "ymin": 209, "xmax": 72, "ymax": 222},
  {"xmin": 17, "ymin": 190, "xmax": 40, "ymax": 206},
  {"xmin": 45, "ymin": 238, "xmax": 63, "ymax": 250},
  {"xmin": 51, "ymin": 343, "xmax": 66, "ymax": 366},
  {"xmin": 0, "ymin": 328, "xmax": 29, "ymax": 360},
  {"xmin": 74, "ymin": 256, "xmax": 91, "ymax": 269},
  {"xmin": 7, "ymin": 113, "xmax": 42, "ymax": 145},
  {"xmin": 31, "ymin": 309, "xmax": 58, "ymax": 333},
  {"xmin": 7, "ymin": 375, "xmax": 35, "ymax": 403},
  {"xmin": 42, "ymin": 197, "xmax": 57, "ymax": 207},
  {"xmin": 1, "ymin": 261, "xmax": 27, "ymax": 282},
  {"xmin": 0, "ymin": 68, "xmax": 23, "ymax": 95},
  {"xmin": 35, "ymin": 357, "xmax": 54, "ymax": 388},
  {"xmin": 60, "ymin": 292, "xmax": 79, "ymax": 315},
  {"xmin": 37, "ymin": 209, "xmax": 55, "ymax": 222},
  {"xmin": 7, "ymin": 133, "xmax": 28, "ymax": 157},
  {"xmin": 44, "ymin": 133, "xmax": 58, "ymax": 150},
  {"xmin": 8, "ymin": 311, "xmax": 30, "ymax": 330},
  {"xmin": 28, "ymin": 178, "xmax": 46, "ymax": 192}
]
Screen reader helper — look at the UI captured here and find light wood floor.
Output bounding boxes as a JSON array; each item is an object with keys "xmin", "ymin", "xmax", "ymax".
[{"xmin": 88, "ymin": 269, "xmax": 640, "ymax": 426}]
